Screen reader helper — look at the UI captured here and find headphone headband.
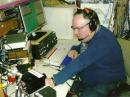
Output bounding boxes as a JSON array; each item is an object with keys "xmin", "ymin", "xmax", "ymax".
[{"xmin": 75, "ymin": 8, "xmax": 100, "ymax": 31}]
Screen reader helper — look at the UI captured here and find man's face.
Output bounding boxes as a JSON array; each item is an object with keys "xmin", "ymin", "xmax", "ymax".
[{"xmin": 71, "ymin": 14, "xmax": 91, "ymax": 40}]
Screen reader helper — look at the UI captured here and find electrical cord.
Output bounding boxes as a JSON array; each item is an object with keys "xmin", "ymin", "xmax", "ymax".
[
  {"xmin": 66, "ymin": 76, "xmax": 84, "ymax": 97},
  {"xmin": 66, "ymin": 82, "xmax": 71, "ymax": 87},
  {"xmin": 66, "ymin": 81, "xmax": 79, "ymax": 97}
]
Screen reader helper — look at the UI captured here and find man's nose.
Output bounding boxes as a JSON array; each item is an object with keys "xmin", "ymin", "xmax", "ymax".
[{"xmin": 74, "ymin": 29, "xmax": 79, "ymax": 35}]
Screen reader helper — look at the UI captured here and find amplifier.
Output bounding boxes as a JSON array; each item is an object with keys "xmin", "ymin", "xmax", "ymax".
[
  {"xmin": 7, "ymin": 48, "xmax": 28, "ymax": 59},
  {"xmin": 29, "ymin": 31, "xmax": 57, "ymax": 59},
  {"xmin": 21, "ymin": 70, "xmax": 46, "ymax": 94},
  {"xmin": 0, "ymin": 8, "xmax": 18, "ymax": 21}
]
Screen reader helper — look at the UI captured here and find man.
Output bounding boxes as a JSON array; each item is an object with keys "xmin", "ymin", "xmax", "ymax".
[{"xmin": 45, "ymin": 8, "xmax": 126, "ymax": 97}]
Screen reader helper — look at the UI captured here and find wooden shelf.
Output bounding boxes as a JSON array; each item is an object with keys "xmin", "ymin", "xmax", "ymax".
[{"xmin": 0, "ymin": 0, "xmax": 29, "ymax": 10}]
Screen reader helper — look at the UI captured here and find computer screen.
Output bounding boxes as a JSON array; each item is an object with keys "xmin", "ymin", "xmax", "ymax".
[{"xmin": 19, "ymin": 0, "xmax": 46, "ymax": 33}]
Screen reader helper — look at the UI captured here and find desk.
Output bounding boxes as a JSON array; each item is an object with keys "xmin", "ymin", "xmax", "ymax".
[
  {"xmin": 5, "ymin": 60, "xmax": 74, "ymax": 97},
  {"xmin": 33, "ymin": 62, "xmax": 74, "ymax": 97},
  {"xmin": 5, "ymin": 39, "xmax": 79, "ymax": 97},
  {"xmin": 32, "ymin": 38, "xmax": 79, "ymax": 97}
]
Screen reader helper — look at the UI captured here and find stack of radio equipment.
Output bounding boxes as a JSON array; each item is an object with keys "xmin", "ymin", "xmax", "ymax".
[
  {"xmin": 29, "ymin": 31, "xmax": 57, "ymax": 59},
  {"xmin": 0, "ymin": 7, "xmax": 28, "ymax": 59}
]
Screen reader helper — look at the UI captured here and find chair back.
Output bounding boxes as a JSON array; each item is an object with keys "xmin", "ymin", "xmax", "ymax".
[{"xmin": 118, "ymin": 38, "xmax": 130, "ymax": 85}]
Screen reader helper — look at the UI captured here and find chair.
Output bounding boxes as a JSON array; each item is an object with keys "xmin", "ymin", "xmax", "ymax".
[
  {"xmin": 117, "ymin": 38, "xmax": 130, "ymax": 85},
  {"xmin": 109, "ymin": 38, "xmax": 130, "ymax": 97}
]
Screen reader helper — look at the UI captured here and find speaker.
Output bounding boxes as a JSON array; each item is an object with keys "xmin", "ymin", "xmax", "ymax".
[{"xmin": 83, "ymin": 8, "xmax": 99, "ymax": 31}]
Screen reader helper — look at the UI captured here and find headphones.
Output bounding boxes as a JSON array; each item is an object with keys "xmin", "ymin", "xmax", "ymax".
[
  {"xmin": 75, "ymin": 8, "xmax": 100, "ymax": 32},
  {"xmin": 83, "ymin": 8, "xmax": 99, "ymax": 31}
]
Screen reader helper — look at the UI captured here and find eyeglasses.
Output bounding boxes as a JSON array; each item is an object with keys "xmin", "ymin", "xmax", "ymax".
[{"xmin": 71, "ymin": 22, "xmax": 89, "ymax": 31}]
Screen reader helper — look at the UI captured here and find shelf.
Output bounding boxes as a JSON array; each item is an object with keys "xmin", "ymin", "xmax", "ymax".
[{"xmin": 0, "ymin": 0, "xmax": 29, "ymax": 10}]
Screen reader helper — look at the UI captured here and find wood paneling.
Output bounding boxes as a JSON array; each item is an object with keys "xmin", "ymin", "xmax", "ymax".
[{"xmin": 0, "ymin": 18, "xmax": 18, "ymax": 37}]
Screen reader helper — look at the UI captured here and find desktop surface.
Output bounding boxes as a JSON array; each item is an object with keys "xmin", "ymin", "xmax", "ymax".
[
  {"xmin": 5, "ymin": 39, "xmax": 78, "ymax": 97},
  {"xmin": 43, "ymin": 39, "xmax": 78, "ymax": 67}
]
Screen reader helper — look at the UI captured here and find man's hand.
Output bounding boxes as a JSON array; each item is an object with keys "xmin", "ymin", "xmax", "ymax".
[
  {"xmin": 68, "ymin": 50, "xmax": 78, "ymax": 59},
  {"xmin": 45, "ymin": 78, "xmax": 55, "ymax": 88}
]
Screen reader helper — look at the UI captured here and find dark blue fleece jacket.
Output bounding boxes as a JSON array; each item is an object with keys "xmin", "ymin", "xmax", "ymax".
[{"xmin": 53, "ymin": 25, "xmax": 126, "ymax": 86}]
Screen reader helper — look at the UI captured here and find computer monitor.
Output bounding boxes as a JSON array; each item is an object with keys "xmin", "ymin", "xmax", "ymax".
[{"xmin": 18, "ymin": 0, "xmax": 46, "ymax": 33}]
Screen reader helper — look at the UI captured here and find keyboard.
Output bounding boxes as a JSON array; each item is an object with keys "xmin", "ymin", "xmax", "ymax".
[{"xmin": 43, "ymin": 47, "xmax": 71, "ymax": 67}]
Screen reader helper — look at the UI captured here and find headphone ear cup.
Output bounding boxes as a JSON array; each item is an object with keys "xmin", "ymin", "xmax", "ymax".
[
  {"xmin": 88, "ymin": 21, "xmax": 92, "ymax": 31},
  {"xmin": 89, "ymin": 19, "xmax": 97, "ymax": 32},
  {"xmin": 86, "ymin": 10, "xmax": 98, "ymax": 32}
]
